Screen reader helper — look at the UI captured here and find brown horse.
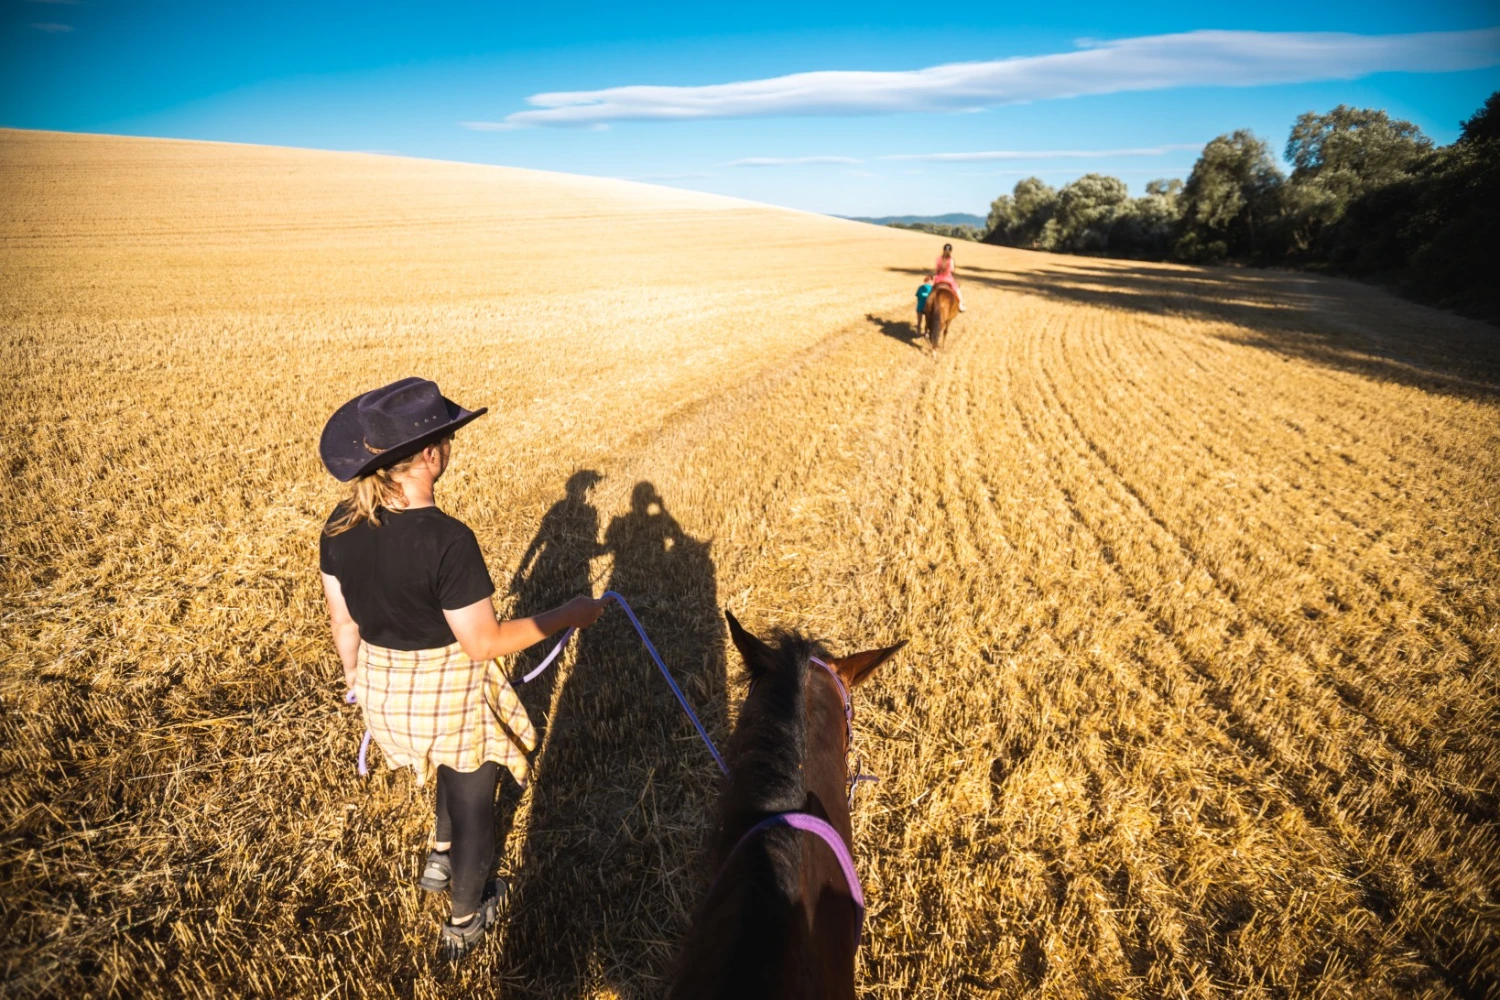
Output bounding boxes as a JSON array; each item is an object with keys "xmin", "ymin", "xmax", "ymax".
[
  {"xmin": 667, "ymin": 612, "xmax": 905, "ymax": 1000},
  {"xmin": 921, "ymin": 283, "xmax": 959, "ymax": 351}
]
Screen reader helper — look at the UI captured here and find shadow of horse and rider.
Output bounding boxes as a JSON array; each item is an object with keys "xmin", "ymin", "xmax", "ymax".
[{"xmin": 496, "ymin": 473, "xmax": 727, "ymax": 995}]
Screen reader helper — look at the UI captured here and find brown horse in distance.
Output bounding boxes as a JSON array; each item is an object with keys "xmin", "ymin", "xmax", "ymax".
[
  {"xmin": 667, "ymin": 612, "xmax": 905, "ymax": 1000},
  {"xmin": 921, "ymin": 283, "xmax": 959, "ymax": 351}
]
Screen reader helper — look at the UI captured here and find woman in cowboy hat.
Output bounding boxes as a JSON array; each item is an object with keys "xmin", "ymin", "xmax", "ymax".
[{"xmin": 318, "ymin": 376, "xmax": 606, "ymax": 959}]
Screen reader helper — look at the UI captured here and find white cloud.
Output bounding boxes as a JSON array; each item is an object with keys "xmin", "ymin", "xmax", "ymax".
[
  {"xmin": 883, "ymin": 144, "xmax": 1203, "ymax": 162},
  {"xmin": 460, "ymin": 121, "xmax": 523, "ymax": 132},
  {"xmin": 30, "ymin": 21, "xmax": 73, "ymax": 32},
  {"xmin": 499, "ymin": 28, "xmax": 1500, "ymax": 127},
  {"xmin": 725, "ymin": 155, "xmax": 863, "ymax": 167}
]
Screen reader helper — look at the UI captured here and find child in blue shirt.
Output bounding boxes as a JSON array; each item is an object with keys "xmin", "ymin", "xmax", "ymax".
[{"xmin": 915, "ymin": 277, "xmax": 934, "ymax": 318}]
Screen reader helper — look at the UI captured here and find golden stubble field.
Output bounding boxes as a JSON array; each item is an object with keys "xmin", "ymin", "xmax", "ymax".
[{"xmin": 2, "ymin": 128, "xmax": 1498, "ymax": 999}]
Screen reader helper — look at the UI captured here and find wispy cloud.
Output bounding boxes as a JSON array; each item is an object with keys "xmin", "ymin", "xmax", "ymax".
[
  {"xmin": 460, "ymin": 120, "xmax": 524, "ymax": 132},
  {"xmin": 883, "ymin": 144, "xmax": 1203, "ymax": 162},
  {"xmin": 30, "ymin": 21, "xmax": 73, "ymax": 31},
  {"xmin": 499, "ymin": 28, "xmax": 1500, "ymax": 127},
  {"xmin": 725, "ymin": 155, "xmax": 863, "ymax": 167}
]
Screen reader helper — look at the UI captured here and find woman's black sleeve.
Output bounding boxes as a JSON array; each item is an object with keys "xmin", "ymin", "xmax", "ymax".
[{"xmin": 438, "ymin": 524, "xmax": 497, "ymax": 610}]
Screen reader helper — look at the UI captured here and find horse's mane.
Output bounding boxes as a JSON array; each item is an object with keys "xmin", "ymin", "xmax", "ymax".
[
  {"xmin": 668, "ymin": 632, "xmax": 830, "ymax": 997},
  {"xmin": 715, "ymin": 632, "xmax": 822, "ymax": 846}
]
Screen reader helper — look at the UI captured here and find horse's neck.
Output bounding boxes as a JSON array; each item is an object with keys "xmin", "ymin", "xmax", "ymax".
[
  {"xmin": 672, "ymin": 683, "xmax": 855, "ymax": 999},
  {"xmin": 713, "ymin": 679, "xmax": 851, "ymax": 860}
]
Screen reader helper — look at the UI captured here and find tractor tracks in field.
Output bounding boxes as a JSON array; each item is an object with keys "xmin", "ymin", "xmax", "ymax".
[
  {"xmin": 904, "ymin": 306, "xmax": 1350, "ymax": 992},
  {"xmin": 874, "ymin": 286, "xmax": 1487, "ymax": 993},
  {"xmin": 1011, "ymin": 303, "xmax": 1497, "ymax": 995},
  {"xmin": 1068, "ymin": 315, "xmax": 1500, "ymax": 798}
]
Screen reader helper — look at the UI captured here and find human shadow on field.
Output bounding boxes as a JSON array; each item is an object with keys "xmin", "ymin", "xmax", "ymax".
[
  {"xmin": 885, "ymin": 263, "xmax": 1500, "ymax": 400},
  {"xmin": 864, "ymin": 312, "xmax": 925, "ymax": 350},
  {"xmin": 501, "ymin": 481, "xmax": 726, "ymax": 996},
  {"xmin": 508, "ymin": 470, "xmax": 604, "ymax": 718}
]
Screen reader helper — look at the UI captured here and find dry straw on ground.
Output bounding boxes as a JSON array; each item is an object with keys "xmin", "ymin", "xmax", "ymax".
[{"xmin": 2, "ymin": 129, "xmax": 1497, "ymax": 998}]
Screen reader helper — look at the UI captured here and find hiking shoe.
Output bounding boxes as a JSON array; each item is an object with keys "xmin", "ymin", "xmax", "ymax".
[
  {"xmin": 439, "ymin": 878, "xmax": 506, "ymax": 962},
  {"xmin": 418, "ymin": 850, "xmax": 451, "ymax": 893}
]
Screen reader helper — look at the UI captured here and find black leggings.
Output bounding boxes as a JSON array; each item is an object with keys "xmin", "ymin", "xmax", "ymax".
[{"xmin": 434, "ymin": 761, "xmax": 499, "ymax": 917}]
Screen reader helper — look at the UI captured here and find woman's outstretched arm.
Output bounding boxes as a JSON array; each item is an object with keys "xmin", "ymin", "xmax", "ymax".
[{"xmin": 446, "ymin": 594, "xmax": 608, "ymax": 663}]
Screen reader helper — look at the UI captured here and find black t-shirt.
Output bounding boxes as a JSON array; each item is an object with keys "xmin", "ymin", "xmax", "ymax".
[{"xmin": 319, "ymin": 504, "xmax": 495, "ymax": 651}]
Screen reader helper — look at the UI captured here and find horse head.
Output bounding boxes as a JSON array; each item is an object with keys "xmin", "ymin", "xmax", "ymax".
[{"xmin": 667, "ymin": 611, "xmax": 904, "ymax": 999}]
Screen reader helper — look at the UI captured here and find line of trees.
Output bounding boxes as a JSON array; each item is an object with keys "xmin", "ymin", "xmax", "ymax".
[
  {"xmin": 888, "ymin": 221, "xmax": 986, "ymax": 241},
  {"xmin": 982, "ymin": 92, "xmax": 1500, "ymax": 322}
]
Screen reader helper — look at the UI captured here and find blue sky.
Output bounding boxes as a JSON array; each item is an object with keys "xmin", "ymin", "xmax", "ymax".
[{"xmin": 3, "ymin": 2, "xmax": 1497, "ymax": 216}]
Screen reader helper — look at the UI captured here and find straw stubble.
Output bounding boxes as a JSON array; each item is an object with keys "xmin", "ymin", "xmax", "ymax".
[{"xmin": 2, "ymin": 128, "xmax": 1497, "ymax": 998}]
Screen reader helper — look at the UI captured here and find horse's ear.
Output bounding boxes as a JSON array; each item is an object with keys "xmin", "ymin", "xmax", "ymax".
[
  {"xmin": 829, "ymin": 640, "xmax": 907, "ymax": 689},
  {"xmin": 726, "ymin": 609, "xmax": 777, "ymax": 680}
]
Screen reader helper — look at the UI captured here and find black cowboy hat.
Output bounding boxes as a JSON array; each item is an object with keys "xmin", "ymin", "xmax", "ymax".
[{"xmin": 319, "ymin": 377, "xmax": 487, "ymax": 481}]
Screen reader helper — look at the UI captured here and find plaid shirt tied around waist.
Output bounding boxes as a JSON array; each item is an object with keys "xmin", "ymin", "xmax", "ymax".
[{"xmin": 354, "ymin": 640, "xmax": 537, "ymax": 787}]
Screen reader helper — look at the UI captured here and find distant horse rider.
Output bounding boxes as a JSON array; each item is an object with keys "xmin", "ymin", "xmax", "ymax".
[
  {"xmin": 317, "ymin": 377, "xmax": 606, "ymax": 960},
  {"xmin": 932, "ymin": 242, "xmax": 965, "ymax": 312}
]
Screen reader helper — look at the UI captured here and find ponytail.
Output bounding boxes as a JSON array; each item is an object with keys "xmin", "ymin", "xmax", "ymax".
[{"xmin": 324, "ymin": 455, "xmax": 418, "ymax": 535}]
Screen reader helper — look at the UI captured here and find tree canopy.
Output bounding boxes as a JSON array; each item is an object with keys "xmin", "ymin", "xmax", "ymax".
[{"xmin": 973, "ymin": 92, "xmax": 1498, "ymax": 322}]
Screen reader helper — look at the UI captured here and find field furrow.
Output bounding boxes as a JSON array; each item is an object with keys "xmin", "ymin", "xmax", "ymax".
[{"xmin": 4, "ymin": 131, "xmax": 1498, "ymax": 999}]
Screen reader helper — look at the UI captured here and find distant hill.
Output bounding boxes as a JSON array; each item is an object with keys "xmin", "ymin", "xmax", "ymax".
[{"xmin": 844, "ymin": 213, "xmax": 987, "ymax": 227}]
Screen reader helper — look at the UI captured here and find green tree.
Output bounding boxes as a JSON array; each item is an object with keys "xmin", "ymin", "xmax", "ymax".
[
  {"xmin": 1458, "ymin": 91, "xmax": 1500, "ymax": 143},
  {"xmin": 1174, "ymin": 130, "xmax": 1284, "ymax": 261},
  {"xmin": 1286, "ymin": 104, "xmax": 1431, "ymax": 189},
  {"xmin": 1111, "ymin": 179, "xmax": 1183, "ymax": 258},
  {"xmin": 1403, "ymin": 93, "xmax": 1500, "ymax": 319},
  {"xmin": 1052, "ymin": 173, "xmax": 1131, "ymax": 252},
  {"xmin": 1325, "ymin": 91, "xmax": 1500, "ymax": 321},
  {"xmin": 1283, "ymin": 105, "xmax": 1431, "ymax": 252},
  {"xmin": 984, "ymin": 194, "xmax": 1016, "ymax": 243},
  {"xmin": 984, "ymin": 177, "xmax": 1058, "ymax": 248}
]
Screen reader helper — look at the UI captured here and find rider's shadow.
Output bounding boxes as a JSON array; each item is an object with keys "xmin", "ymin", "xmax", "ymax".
[
  {"xmin": 507, "ymin": 470, "xmax": 605, "ymax": 718},
  {"xmin": 502, "ymin": 481, "xmax": 726, "ymax": 995}
]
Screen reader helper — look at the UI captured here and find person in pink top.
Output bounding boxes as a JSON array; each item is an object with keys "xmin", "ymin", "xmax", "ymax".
[{"xmin": 932, "ymin": 243, "xmax": 965, "ymax": 312}]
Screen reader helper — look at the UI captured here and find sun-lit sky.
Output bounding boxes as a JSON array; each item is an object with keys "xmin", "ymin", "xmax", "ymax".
[{"xmin": 3, "ymin": 1, "xmax": 1497, "ymax": 217}]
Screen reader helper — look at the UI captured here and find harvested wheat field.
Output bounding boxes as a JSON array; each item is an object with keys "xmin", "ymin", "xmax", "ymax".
[{"xmin": 2, "ymin": 127, "xmax": 1499, "ymax": 999}]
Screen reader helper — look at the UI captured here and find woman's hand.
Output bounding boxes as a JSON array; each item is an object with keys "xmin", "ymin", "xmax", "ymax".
[{"xmin": 560, "ymin": 594, "xmax": 609, "ymax": 629}]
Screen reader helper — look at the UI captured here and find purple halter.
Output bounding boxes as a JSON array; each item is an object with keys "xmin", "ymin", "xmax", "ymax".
[
  {"xmin": 705, "ymin": 654, "xmax": 870, "ymax": 948},
  {"xmin": 716, "ymin": 810, "xmax": 867, "ymax": 947}
]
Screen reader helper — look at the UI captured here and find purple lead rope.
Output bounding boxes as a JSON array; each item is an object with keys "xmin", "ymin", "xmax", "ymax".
[
  {"xmin": 344, "ymin": 690, "xmax": 372, "ymax": 778},
  {"xmin": 599, "ymin": 590, "xmax": 730, "ymax": 776}
]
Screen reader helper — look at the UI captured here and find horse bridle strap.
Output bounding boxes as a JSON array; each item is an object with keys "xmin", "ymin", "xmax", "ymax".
[
  {"xmin": 702, "ymin": 655, "xmax": 870, "ymax": 948},
  {"xmin": 809, "ymin": 655, "xmax": 852, "ymax": 745},
  {"xmin": 809, "ymin": 655, "xmax": 878, "ymax": 805},
  {"xmin": 719, "ymin": 811, "xmax": 867, "ymax": 948}
]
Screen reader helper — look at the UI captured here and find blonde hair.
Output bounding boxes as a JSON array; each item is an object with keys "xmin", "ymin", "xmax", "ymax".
[{"xmin": 324, "ymin": 454, "xmax": 421, "ymax": 535}]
